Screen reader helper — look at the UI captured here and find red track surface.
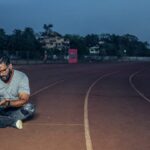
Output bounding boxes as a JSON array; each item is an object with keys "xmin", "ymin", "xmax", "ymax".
[{"xmin": 0, "ymin": 62, "xmax": 150, "ymax": 150}]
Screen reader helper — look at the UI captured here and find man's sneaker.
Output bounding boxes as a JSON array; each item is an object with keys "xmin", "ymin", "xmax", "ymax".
[{"xmin": 15, "ymin": 120, "xmax": 23, "ymax": 129}]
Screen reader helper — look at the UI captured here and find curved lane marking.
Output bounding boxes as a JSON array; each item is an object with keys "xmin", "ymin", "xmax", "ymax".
[
  {"xmin": 84, "ymin": 72, "xmax": 118, "ymax": 150},
  {"xmin": 31, "ymin": 79, "xmax": 64, "ymax": 97},
  {"xmin": 129, "ymin": 70, "xmax": 150, "ymax": 103}
]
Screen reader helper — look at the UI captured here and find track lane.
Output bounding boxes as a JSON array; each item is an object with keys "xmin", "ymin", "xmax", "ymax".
[
  {"xmin": 129, "ymin": 70, "xmax": 150, "ymax": 103},
  {"xmin": 24, "ymin": 68, "xmax": 109, "ymax": 150},
  {"xmin": 0, "ymin": 63, "xmax": 150, "ymax": 150},
  {"xmin": 88, "ymin": 67, "xmax": 150, "ymax": 150},
  {"xmin": 84, "ymin": 72, "xmax": 119, "ymax": 150},
  {"xmin": 130, "ymin": 67, "xmax": 150, "ymax": 102}
]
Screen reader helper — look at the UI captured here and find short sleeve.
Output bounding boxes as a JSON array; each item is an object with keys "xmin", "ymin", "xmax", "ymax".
[{"xmin": 18, "ymin": 75, "xmax": 30, "ymax": 95}]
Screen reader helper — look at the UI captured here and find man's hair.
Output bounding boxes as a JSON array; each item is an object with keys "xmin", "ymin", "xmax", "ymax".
[{"xmin": 0, "ymin": 54, "xmax": 11, "ymax": 66}]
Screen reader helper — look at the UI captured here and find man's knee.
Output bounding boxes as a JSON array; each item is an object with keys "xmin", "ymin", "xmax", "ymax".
[{"xmin": 21, "ymin": 103, "xmax": 35, "ymax": 116}]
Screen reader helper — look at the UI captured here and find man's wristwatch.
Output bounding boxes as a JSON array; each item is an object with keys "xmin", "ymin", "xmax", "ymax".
[{"xmin": 6, "ymin": 101, "xmax": 11, "ymax": 107}]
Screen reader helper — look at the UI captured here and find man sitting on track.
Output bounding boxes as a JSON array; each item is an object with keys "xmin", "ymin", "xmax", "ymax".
[{"xmin": 0, "ymin": 54, "xmax": 35, "ymax": 129}]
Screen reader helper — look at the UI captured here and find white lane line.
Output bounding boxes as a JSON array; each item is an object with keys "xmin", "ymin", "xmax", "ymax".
[
  {"xmin": 129, "ymin": 70, "xmax": 150, "ymax": 103},
  {"xmin": 25, "ymin": 123, "xmax": 83, "ymax": 126},
  {"xmin": 31, "ymin": 79, "xmax": 64, "ymax": 97},
  {"xmin": 14, "ymin": 66, "xmax": 64, "ymax": 97},
  {"xmin": 84, "ymin": 72, "xmax": 118, "ymax": 150}
]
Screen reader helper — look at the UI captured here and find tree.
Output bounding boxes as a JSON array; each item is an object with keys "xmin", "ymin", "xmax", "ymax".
[
  {"xmin": 0, "ymin": 28, "xmax": 7, "ymax": 51},
  {"xmin": 85, "ymin": 34, "xmax": 99, "ymax": 47},
  {"xmin": 42, "ymin": 24, "xmax": 53, "ymax": 36},
  {"xmin": 22, "ymin": 27, "xmax": 42, "ymax": 59},
  {"xmin": 64, "ymin": 34, "xmax": 88, "ymax": 59},
  {"xmin": 7, "ymin": 28, "xmax": 42, "ymax": 59},
  {"xmin": 7, "ymin": 29, "xmax": 23, "ymax": 52}
]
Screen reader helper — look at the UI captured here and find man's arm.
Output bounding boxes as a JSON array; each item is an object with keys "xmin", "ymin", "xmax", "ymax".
[{"xmin": 0, "ymin": 93, "xmax": 30, "ymax": 108}]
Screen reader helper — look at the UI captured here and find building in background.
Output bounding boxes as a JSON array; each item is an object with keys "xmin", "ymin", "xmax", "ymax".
[
  {"xmin": 89, "ymin": 46, "xmax": 100, "ymax": 55},
  {"xmin": 39, "ymin": 32, "xmax": 70, "ymax": 51},
  {"xmin": 39, "ymin": 31, "xmax": 70, "ymax": 61}
]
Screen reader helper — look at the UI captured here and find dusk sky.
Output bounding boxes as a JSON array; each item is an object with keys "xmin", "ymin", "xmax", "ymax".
[{"xmin": 0, "ymin": 0, "xmax": 150, "ymax": 42}]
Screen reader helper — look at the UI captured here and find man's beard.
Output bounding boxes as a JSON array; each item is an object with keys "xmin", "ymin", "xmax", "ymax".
[{"xmin": 0, "ymin": 69, "xmax": 12, "ymax": 83}]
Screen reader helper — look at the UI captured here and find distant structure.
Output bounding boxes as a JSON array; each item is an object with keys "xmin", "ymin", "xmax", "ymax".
[
  {"xmin": 39, "ymin": 31, "xmax": 70, "ymax": 51},
  {"xmin": 68, "ymin": 49, "xmax": 78, "ymax": 64},
  {"xmin": 89, "ymin": 46, "xmax": 100, "ymax": 55}
]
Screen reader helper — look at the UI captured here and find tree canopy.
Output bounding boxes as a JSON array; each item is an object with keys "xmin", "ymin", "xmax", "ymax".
[{"xmin": 0, "ymin": 25, "xmax": 150, "ymax": 60}]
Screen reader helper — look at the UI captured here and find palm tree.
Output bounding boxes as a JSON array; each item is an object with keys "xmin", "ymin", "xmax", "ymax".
[{"xmin": 43, "ymin": 24, "xmax": 53, "ymax": 36}]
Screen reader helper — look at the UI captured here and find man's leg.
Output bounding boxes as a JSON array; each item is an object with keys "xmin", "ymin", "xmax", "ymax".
[
  {"xmin": 0, "ymin": 115, "xmax": 14, "ymax": 128},
  {"xmin": 0, "ymin": 108, "xmax": 14, "ymax": 128},
  {"xmin": 2, "ymin": 103, "xmax": 35, "ymax": 129},
  {"xmin": 5, "ymin": 103, "xmax": 35, "ymax": 121}
]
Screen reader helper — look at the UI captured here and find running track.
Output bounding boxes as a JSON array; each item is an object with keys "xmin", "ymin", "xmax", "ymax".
[{"xmin": 0, "ymin": 62, "xmax": 150, "ymax": 150}]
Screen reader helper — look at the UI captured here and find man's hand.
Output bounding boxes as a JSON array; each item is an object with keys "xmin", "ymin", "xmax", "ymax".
[
  {"xmin": 0, "ymin": 99, "xmax": 10, "ymax": 107},
  {"xmin": 0, "ymin": 93, "xmax": 29, "ymax": 108}
]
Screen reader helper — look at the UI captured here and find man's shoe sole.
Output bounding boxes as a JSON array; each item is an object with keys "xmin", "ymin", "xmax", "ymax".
[{"xmin": 16, "ymin": 120, "xmax": 23, "ymax": 129}]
